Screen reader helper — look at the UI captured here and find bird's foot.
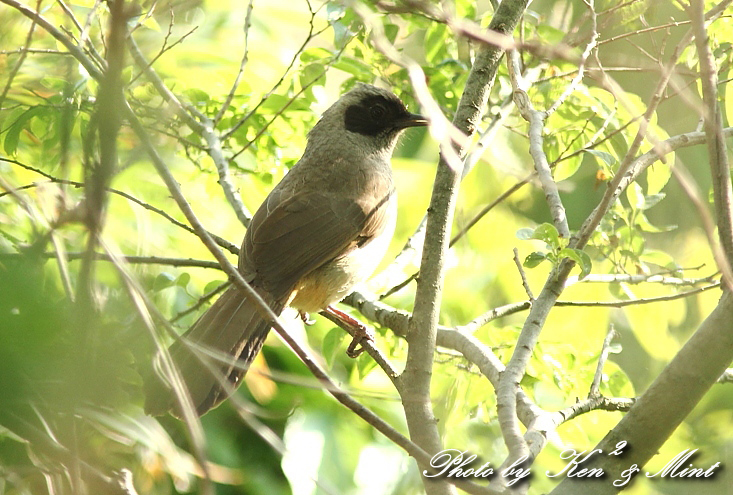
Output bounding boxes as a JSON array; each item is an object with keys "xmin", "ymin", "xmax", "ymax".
[
  {"xmin": 324, "ymin": 305, "xmax": 374, "ymax": 358},
  {"xmin": 299, "ymin": 311, "xmax": 316, "ymax": 325}
]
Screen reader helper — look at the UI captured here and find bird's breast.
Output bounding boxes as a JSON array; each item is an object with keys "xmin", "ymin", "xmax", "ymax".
[{"xmin": 289, "ymin": 195, "xmax": 397, "ymax": 313}]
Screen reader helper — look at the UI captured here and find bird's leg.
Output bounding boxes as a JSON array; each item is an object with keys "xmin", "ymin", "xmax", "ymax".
[
  {"xmin": 324, "ymin": 305, "xmax": 374, "ymax": 358},
  {"xmin": 298, "ymin": 310, "xmax": 316, "ymax": 325}
]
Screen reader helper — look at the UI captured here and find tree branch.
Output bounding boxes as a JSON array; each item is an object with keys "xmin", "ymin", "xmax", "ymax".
[
  {"xmin": 548, "ymin": 289, "xmax": 733, "ymax": 495},
  {"xmin": 691, "ymin": 0, "xmax": 733, "ymax": 272}
]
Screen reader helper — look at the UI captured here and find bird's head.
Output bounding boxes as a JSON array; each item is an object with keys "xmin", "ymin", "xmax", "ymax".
[{"xmin": 307, "ymin": 83, "xmax": 428, "ymax": 158}]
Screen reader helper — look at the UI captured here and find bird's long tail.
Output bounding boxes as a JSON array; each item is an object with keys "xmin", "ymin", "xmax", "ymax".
[{"xmin": 145, "ymin": 286, "xmax": 285, "ymax": 417}]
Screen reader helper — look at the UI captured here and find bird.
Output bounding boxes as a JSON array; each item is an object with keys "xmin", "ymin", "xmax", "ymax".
[{"xmin": 145, "ymin": 83, "xmax": 428, "ymax": 417}]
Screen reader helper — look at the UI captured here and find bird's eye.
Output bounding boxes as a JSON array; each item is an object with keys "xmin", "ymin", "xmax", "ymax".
[{"xmin": 370, "ymin": 105, "xmax": 386, "ymax": 120}]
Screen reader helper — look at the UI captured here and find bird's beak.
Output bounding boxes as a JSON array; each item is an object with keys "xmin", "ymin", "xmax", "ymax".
[{"xmin": 396, "ymin": 113, "xmax": 429, "ymax": 129}]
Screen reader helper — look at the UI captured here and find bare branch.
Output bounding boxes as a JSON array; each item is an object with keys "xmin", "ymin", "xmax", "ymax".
[
  {"xmin": 588, "ymin": 325, "xmax": 617, "ymax": 398},
  {"xmin": 496, "ymin": 0, "xmax": 733, "ymax": 466},
  {"xmin": 0, "ymin": 157, "xmax": 239, "ymax": 254},
  {"xmin": 213, "ymin": 0, "xmax": 254, "ymax": 125},
  {"xmin": 0, "ymin": 0, "xmax": 103, "ymax": 80},
  {"xmin": 691, "ymin": 0, "xmax": 733, "ymax": 273},
  {"xmin": 0, "ymin": 0, "xmax": 41, "ymax": 109},
  {"xmin": 670, "ymin": 160, "xmax": 733, "ymax": 289},
  {"xmin": 508, "ymin": 51, "xmax": 570, "ymax": 238},
  {"xmin": 512, "ymin": 248, "xmax": 534, "ymax": 301},
  {"xmin": 127, "ymin": 37, "xmax": 254, "ymax": 227},
  {"xmin": 102, "ymin": 242, "xmax": 215, "ymax": 495}
]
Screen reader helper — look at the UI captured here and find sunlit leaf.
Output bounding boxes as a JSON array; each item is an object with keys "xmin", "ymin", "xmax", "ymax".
[
  {"xmin": 626, "ymin": 182, "xmax": 644, "ymax": 211},
  {"xmin": 524, "ymin": 251, "xmax": 547, "ymax": 268},
  {"xmin": 516, "ymin": 227, "xmax": 534, "ymax": 240},
  {"xmin": 322, "ymin": 327, "xmax": 344, "ymax": 366},
  {"xmin": 559, "ymin": 247, "xmax": 592, "ymax": 279},
  {"xmin": 646, "ymin": 162, "xmax": 672, "ymax": 195},
  {"xmin": 153, "ymin": 272, "xmax": 176, "ymax": 291},
  {"xmin": 585, "ymin": 149, "xmax": 616, "ymax": 167},
  {"xmin": 532, "ymin": 223, "xmax": 561, "ymax": 248}
]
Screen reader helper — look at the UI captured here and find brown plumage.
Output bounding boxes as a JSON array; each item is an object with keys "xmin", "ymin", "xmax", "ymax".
[{"xmin": 145, "ymin": 84, "xmax": 427, "ymax": 417}]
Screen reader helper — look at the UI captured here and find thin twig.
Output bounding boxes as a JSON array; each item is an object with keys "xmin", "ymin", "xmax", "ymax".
[
  {"xmin": 588, "ymin": 325, "xmax": 616, "ymax": 398},
  {"xmin": 0, "ymin": 251, "xmax": 224, "ymax": 269},
  {"xmin": 213, "ymin": 0, "xmax": 254, "ymax": 125},
  {"xmin": 670, "ymin": 160, "xmax": 733, "ymax": 290},
  {"xmin": 0, "ymin": 0, "xmax": 102, "ymax": 82},
  {"xmin": 222, "ymin": 5, "xmax": 330, "ymax": 140},
  {"xmin": 0, "ymin": 0, "xmax": 42, "ymax": 109},
  {"xmin": 170, "ymin": 281, "xmax": 231, "ymax": 324},
  {"xmin": 1, "ymin": 156, "xmax": 239, "ymax": 255},
  {"xmin": 565, "ymin": 272, "xmax": 718, "ymax": 287},
  {"xmin": 513, "ymin": 248, "xmax": 534, "ymax": 301},
  {"xmin": 128, "ymin": 26, "xmax": 199, "ymax": 86},
  {"xmin": 691, "ymin": 0, "xmax": 733, "ymax": 280},
  {"xmin": 101, "ymin": 242, "xmax": 214, "ymax": 495}
]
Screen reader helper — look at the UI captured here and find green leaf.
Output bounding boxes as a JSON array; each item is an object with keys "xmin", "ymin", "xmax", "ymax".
[
  {"xmin": 524, "ymin": 251, "xmax": 547, "ymax": 268},
  {"xmin": 646, "ymin": 162, "xmax": 672, "ymax": 195},
  {"xmin": 4, "ymin": 106, "xmax": 42, "ymax": 155},
  {"xmin": 300, "ymin": 63, "xmax": 326, "ymax": 94},
  {"xmin": 176, "ymin": 272, "xmax": 191, "ymax": 288},
  {"xmin": 300, "ymin": 47, "xmax": 333, "ymax": 63},
  {"xmin": 356, "ymin": 351, "xmax": 377, "ymax": 378},
  {"xmin": 153, "ymin": 272, "xmax": 176, "ymax": 291},
  {"xmin": 424, "ymin": 23, "xmax": 448, "ymax": 64},
  {"xmin": 536, "ymin": 25, "xmax": 566, "ymax": 45},
  {"xmin": 516, "ymin": 227, "xmax": 535, "ymax": 240},
  {"xmin": 641, "ymin": 193, "xmax": 665, "ymax": 210},
  {"xmin": 635, "ymin": 212, "xmax": 676, "ymax": 233},
  {"xmin": 322, "ymin": 327, "xmax": 344, "ymax": 366},
  {"xmin": 183, "ymin": 88, "xmax": 210, "ymax": 106},
  {"xmin": 626, "ymin": 182, "xmax": 644, "ymax": 211},
  {"xmin": 532, "ymin": 223, "xmax": 561, "ymax": 248},
  {"xmin": 326, "ymin": 2, "xmax": 346, "ymax": 21},
  {"xmin": 559, "ymin": 247, "xmax": 592, "ymax": 279},
  {"xmin": 203, "ymin": 280, "xmax": 226, "ymax": 294},
  {"xmin": 332, "ymin": 57, "xmax": 373, "ymax": 79},
  {"xmin": 553, "ymin": 155, "xmax": 582, "ymax": 182},
  {"xmin": 606, "ymin": 369, "xmax": 633, "ymax": 397},
  {"xmin": 585, "ymin": 149, "xmax": 616, "ymax": 167},
  {"xmin": 384, "ymin": 23, "xmax": 399, "ymax": 44},
  {"xmin": 639, "ymin": 249, "xmax": 676, "ymax": 269},
  {"xmin": 141, "ymin": 15, "xmax": 161, "ymax": 32}
]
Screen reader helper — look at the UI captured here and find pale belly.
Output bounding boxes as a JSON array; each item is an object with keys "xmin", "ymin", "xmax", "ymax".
[{"xmin": 289, "ymin": 200, "xmax": 397, "ymax": 313}]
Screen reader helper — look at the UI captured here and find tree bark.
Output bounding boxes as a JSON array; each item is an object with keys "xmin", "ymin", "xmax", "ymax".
[{"xmin": 548, "ymin": 289, "xmax": 733, "ymax": 494}]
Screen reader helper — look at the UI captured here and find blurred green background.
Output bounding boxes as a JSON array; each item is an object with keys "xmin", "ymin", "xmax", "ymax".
[{"xmin": 1, "ymin": 0, "xmax": 732, "ymax": 493}]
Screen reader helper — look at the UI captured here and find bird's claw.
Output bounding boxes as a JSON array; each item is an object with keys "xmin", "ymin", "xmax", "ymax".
[
  {"xmin": 346, "ymin": 323, "xmax": 374, "ymax": 358},
  {"xmin": 299, "ymin": 311, "xmax": 316, "ymax": 325},
  {"xmin": 324, "ymin": 305, "xmax": 374, "ymax": 358}
]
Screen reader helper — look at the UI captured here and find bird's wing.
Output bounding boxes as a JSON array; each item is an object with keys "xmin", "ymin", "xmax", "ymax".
[{"xmin": 239, "ymin": 186, "xmax": 393, "ymax": 299}]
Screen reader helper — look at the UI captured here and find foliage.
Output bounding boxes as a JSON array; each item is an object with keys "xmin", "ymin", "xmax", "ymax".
[{"xmin": 0, "ymin": 0, "xmax": 732, "ymax": 494}]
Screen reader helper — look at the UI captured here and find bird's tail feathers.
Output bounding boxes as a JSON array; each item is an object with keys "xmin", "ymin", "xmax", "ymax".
[{"xmin": 144, "ymin": 286, "xmax": 284, "ymax": 417}]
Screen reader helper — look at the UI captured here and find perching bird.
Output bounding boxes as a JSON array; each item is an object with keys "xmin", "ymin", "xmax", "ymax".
[{"xmin": 145, "ymin": 84, "xmax": 427, "ymax": 417}]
